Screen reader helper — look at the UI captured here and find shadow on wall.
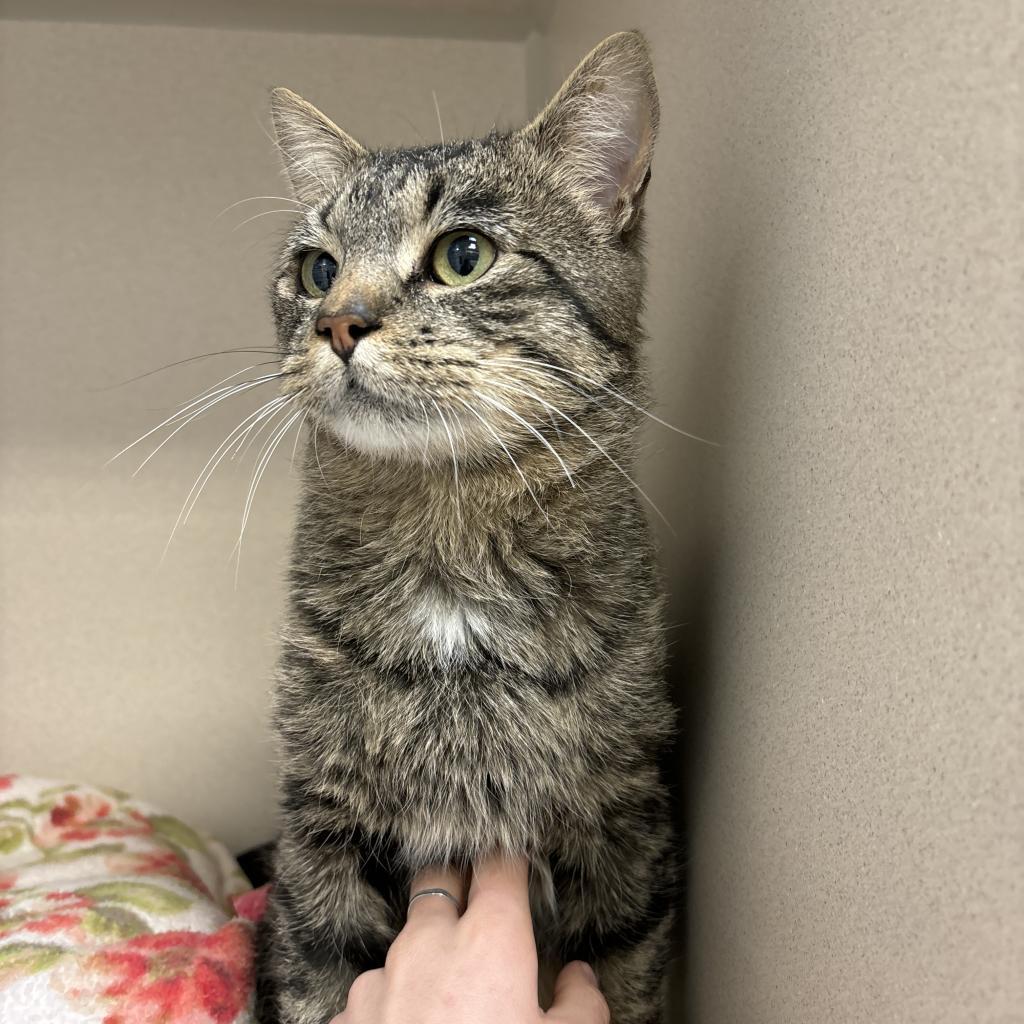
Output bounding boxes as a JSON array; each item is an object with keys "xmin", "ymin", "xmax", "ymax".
[{"xmin": 659, "ymin": 248, "xmax": 756, "ymax": 1019}]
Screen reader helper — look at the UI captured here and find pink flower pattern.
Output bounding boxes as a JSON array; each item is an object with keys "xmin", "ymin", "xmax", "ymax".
[
  {"xmin": 0, "ymin": 775, "xmax": 256, "ymax": 1022},
  {"xmin": 69, "ymin": 922, "xmax": 253, "ymax": 1024}
]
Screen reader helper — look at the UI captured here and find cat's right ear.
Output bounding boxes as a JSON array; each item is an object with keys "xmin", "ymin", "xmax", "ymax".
[
  {"xmin": 270, "ymin": 88, "xmax": 367, "ymax": 204},
  {"xmin": 523, "ymin": 31, "xmax": 658, "ymax": 235}
]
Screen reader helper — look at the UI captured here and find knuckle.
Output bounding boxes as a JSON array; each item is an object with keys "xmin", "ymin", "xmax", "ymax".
[
  {"xmin": 344, "ymin": 968, "xmax": 380, "ymax": 1010},
  {"xmin": 383, "ymin": 929, "xmax": 414, "ymax": 970}
]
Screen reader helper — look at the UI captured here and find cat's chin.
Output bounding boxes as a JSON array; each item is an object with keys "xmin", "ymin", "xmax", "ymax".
[
  {"xmin": 328, "ymin": 412, "xmax": 435, "ymax": 461},
  {"xmin": 325, "ymin": 403, "xmax": 483, "ymax": 464}
]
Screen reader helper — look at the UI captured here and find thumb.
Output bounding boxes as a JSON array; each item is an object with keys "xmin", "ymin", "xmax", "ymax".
[{"xmin": 546, "ymin": 961, "xmax": 610, "ymax": 1024}]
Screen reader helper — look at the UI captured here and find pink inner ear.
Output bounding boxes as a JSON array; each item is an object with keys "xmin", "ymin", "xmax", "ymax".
[{"xmin": 585, "ymin": 86, "xmax": 651, "ymax": 212}]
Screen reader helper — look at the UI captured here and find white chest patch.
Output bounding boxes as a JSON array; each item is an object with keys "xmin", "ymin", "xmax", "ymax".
[{"xmin": 410, "ymin": 594, "xmax": 490, "ymax": 656}]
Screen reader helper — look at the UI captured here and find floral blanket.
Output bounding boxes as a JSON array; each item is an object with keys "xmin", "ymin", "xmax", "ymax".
[{"xmin": 0, "ymin": 774, "xmax": 263, "ymax": 1024}]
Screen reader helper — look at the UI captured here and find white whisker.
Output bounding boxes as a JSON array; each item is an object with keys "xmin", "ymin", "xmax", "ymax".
[
  {"xmin": 216, "ymin": 194, "xmax": 313, "ymax": 219},
  {"xmin": 432, "ymin": 90, "xmax": 446, "ymax": 158},
  {"xmin": 417, "ymin": 399, "xmax": 432, "ymax": 465},
  {"xmin": 182, "ymin": 398, "xmax": 289, "ymax": 528},
  {"xmin": 160, "ymin": 396, "xmax": 290, "ymax": 562},
  {"xmin": 232, "ymin": 208, "xmax": 304, "ymax": 232},
  {"xmin": 460, "ymin": 394, "xmax": 549, "ymax": 523},
  {"xmin": 474, "ymin": 392, "xmax": 575, "ymax": 487},
  {"xmin": 98, "ymin": 351, "xmax": 280, "ymax": 392},
  {"xmin": 290, "ymin": 410, "xmax": 309, "ymax": 472},
  {"xmin": 189, "ymin": 363, "xmax": 280, "ymax": 404},
  {"xmin": 312, "ymin": 422, "xmax": 328, "ymax": 483},
  {"xmin": 431, "ymin": 398, "xmax": 461, "ymax": 526},
  {"xmin": 233, "ymin": 404, "xmax": 303, "ymax": 586},
  {"xmin": 496, "ymin": 380, "xmax": 676, "ymax": 535},
  {"xmin": 232, "ymin": 394, "xmax": 293, "ymax": 461},
  {"xmin": 132, "ymin": 369, "xmax": 283, "ymax": 476},
  {"xmin": 107, "ymin": 369, "xmax": 284, "ymax": 467},
  {"xmin": 490, "ymin": 356, "xmax": 720, "ymax": 447}
]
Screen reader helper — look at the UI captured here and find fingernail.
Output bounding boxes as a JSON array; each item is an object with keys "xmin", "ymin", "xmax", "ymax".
[{"xmin": 574, "ymin": 961, "xmax": 598, "ymax": 985}]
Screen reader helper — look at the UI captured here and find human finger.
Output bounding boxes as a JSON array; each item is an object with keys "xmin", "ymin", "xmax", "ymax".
[
  {"xmin": 405, "ymin": 862, "xmax": 468, "ymax": 925},
  {"xmin": 466, "ymin": 853, "xmax": 529, "ymax": 912},
  {"xmin": 464, "ymin": 852, "xmax": 533, "ymax": 953},
  {"xmin": 546, "ymin": 961, "xmax": 610, "ymax": 1024},
  {"xmin": 328, "ymin": 966, "xmax": 384, "ymax": 1022}
]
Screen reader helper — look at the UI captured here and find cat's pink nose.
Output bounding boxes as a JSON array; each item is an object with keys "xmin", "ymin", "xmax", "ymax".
[{"xmin": 316, "ymin": 312, "xmax": 377, "ymax": 363}]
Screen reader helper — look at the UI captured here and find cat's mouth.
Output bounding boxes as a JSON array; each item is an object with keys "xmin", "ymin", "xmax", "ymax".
[
  {"xmin": 341, "ymin": 373, "xmax": 391, "ymax": 410},
  {"xmin": 325, "ymin": 366, "xmax": 424, "ymax": 430},
  {"xmin": 318, "ymin": 367, "xmax": 486, "ymax": 460},
  {"xmin": 302, "ymin": 346, "xmax": 486, "ymax": 459}
]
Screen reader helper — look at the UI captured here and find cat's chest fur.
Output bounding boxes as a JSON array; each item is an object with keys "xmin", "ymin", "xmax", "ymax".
[
  {"xmin": 406, "ymin": 588, "xmax": 489, "ymax": 654},
  {"xmin": 277, "ymin": 452, "xmax": 665, "ymax": 863},
  {"xmin": 291, "ymin": 458, "xmax": 610, "ymax": 690}
]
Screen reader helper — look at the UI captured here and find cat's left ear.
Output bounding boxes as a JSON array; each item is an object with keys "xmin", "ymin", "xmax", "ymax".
[
  {"xmin": 524, "ymin": 31, "xmax": 659, "ymax": 234},
  {"xmin": 270, "ymin": 88, "xmax": 367, "ymax": 204}
]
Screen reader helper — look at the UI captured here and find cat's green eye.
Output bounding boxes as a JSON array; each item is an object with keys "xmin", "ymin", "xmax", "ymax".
[
  {"xmin": 430, "ymin": 231, "xmax": 496, "ymax": 287},
  {"xmin": 300, "ymin": 250, "xmax": 339, "ymax": 297}
]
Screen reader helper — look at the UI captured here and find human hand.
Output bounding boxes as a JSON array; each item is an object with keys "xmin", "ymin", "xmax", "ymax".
[{"xmin": 331, "ymin": 855, "xmax": 609, "ymax": 1024}]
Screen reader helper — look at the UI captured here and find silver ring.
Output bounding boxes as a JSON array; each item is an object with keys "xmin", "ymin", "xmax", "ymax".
[{"xmin": 408, "ymin": 887, "xmax": 464, "ymax": 914}]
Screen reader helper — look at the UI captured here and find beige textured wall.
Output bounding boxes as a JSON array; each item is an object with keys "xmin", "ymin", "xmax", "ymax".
[
  {"xmin": 0, "ymin": 19, "xmax": 526, "ymax": 852},
  {"xmin": 535, "ymin": 2, "xmax": 1022, "ymax": 1022},
  {"xmin": 1, "ymin": 5, "xmax": 1020, "ymax": 1020}
]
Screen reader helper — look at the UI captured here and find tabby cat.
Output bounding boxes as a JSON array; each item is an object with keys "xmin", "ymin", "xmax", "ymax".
[{"xmin": 257, "ymin": 31, "xmax": 676, "ymax": 1024}]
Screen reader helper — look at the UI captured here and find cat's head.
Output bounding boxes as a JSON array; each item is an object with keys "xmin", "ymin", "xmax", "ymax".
[{"xmin": 269, "ymin": 31, "xmax": 658, "ymax": 467}]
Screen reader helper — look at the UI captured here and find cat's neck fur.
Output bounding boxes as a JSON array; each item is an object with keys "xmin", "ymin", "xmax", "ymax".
[
  {"xmin": 286, "ymin": 421, "xmax": 653, "ymax": 694},
  {"xmin": 297, "ymin": 421, "xmax": 636, "ymax": 563}
]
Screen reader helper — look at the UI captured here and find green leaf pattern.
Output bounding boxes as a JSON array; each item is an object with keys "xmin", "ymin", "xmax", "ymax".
[
  {"xmin": 0, "ymin": 942, "xmax": 68, "ymax": 982},
  {"xmin": 0, "ymin": 774, "xmax": 255, "ymax": 1016},
  {"xmin": 0, "ymin": 820, "xmax": 28, "ymax": 855},
  {"xmin": 78, "ymin": 882, "xmax": 193, "ymax": 915},
  {"xmin": 80, "ymin": 906, "xmax": 151, "ymax": 940},
  {"xmin": 149, "ymin": 815, "xmax": 206, "ymax": 853}
]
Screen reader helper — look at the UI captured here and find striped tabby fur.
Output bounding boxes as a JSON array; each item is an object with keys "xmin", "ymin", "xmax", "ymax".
[{"xmin": 257, "ymin": 31, "xmax": 676, "ymax": 1024}]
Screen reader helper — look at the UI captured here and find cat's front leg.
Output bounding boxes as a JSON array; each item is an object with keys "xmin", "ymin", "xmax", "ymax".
[
  {"xmin": 554, "ymin": 810, "xmax": 677, "ymax": 1024},
  {"xmin": 256, "ymin": 825, "xmax": 405, "ymax": 1024}
]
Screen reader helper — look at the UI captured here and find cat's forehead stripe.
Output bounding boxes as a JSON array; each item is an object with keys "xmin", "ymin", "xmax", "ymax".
[
  {"xmin": 423, "ymin": 177, "xmax": 444, "ymax": 220},
  {"xmin": 318, "ymin": 143, "xmax": 504, "ymax": 233},
  {"xmin": 321, "ymin": 161, "xmax": 427, "ymax": 233}
]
